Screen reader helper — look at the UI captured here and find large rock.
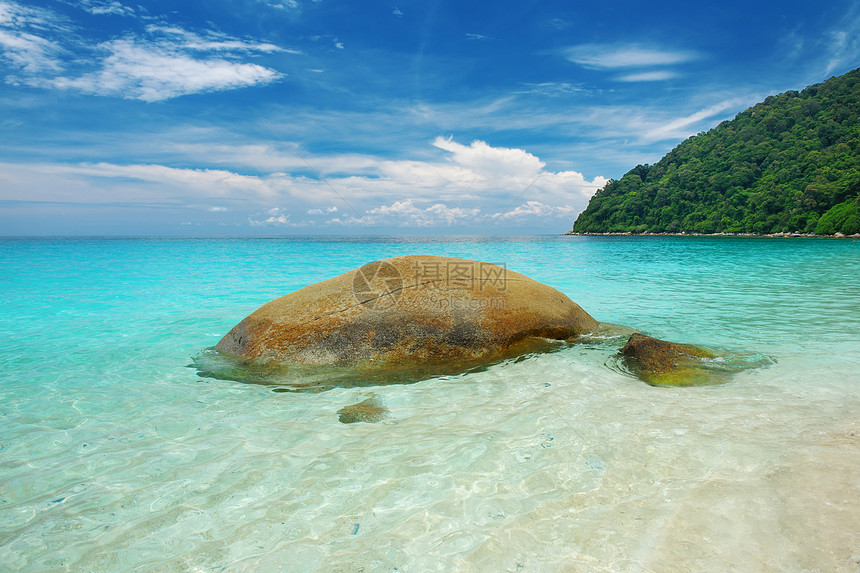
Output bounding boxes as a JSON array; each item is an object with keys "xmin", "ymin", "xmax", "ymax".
[{"xmin": 216, "ymin": 255, "xmax": 599, "ymax": 369}]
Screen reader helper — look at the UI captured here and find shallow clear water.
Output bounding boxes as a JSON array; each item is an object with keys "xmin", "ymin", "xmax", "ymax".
[{"xmin": 1, "ymin": 236, "xmax": 858, "ymax": 572}]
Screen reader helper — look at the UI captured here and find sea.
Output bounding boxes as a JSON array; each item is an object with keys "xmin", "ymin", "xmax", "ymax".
[{"xmin": 0, "ymin": 235, "xmax": 858, "ymax": 572}]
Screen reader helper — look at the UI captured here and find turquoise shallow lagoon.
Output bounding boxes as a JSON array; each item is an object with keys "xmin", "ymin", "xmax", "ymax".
[{"xmin": 1, "ymin": 236, "xmax": 858, "ymax": 571}]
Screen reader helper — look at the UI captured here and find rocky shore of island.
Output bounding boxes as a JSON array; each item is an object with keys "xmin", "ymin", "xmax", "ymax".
[{"xmin": 565, "ymin": 231, "xmax": 860, "ymax": 238}]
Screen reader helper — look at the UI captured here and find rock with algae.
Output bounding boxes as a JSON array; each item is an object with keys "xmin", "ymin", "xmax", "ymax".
[
  {"xmin": 337, "ymin": 397, "xmax": 389, "ymax": 424},
  {"xmin": 619, "ymin": 332, "xmax": 769, "ymax": 387}
]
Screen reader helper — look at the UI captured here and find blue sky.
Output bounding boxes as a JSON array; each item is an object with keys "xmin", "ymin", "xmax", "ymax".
[{"xmin": 1, "ymin": 0, "xmax": 858, "ymax": 235}]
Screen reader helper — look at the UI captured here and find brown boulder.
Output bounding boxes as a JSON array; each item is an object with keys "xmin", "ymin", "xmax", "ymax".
[{"xmin": 216, "ymin": 255, "xmax": 599, "ymax": 370}]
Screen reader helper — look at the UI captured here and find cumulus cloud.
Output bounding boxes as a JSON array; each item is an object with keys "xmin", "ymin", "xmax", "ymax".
[
  {"xmin": 249, "ymin": 207, "xmax": 292, "ymax": 226},
  {"xmin": 432, "ymin": 136, "xmax": 544, "ymax": 177},
  {"xmin": 491, "ymin": 200, "xmax": 577, "ymax": 220},
  {"xmin": 361, "ymin": 200, "xmax": 481, "ymax": 227}
]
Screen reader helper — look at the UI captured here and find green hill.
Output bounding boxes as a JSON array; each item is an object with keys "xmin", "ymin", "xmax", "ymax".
[{"xmin": 571, "ymin": 68, "xmax": 860, "ymax": 235}]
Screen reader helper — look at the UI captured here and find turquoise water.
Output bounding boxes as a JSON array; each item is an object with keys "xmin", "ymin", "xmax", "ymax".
[{"xmin": 1, "ymin": 236, "xmax": 858, "ymax": 571}]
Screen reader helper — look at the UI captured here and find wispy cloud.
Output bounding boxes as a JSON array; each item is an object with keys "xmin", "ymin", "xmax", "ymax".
[
  {"xmin": 0, "ymin": 0, "xmax": 69, "ymax": 73},
  {"xmin": 77, "ymin": 1, "xmax": 137, "ymax": 17},
  {"xmin": 824, "ymin": 3, "xmax": 860, "ymax": 74},
  {"xmin": 0, "ymin": 1, "xmax": 286, "ymax": 100},
  {"xmin": 0, "ymin": 136, "xmax": 607, "ymax": 230},
  {"xmin": 46, "ymin": 38, "xmax": 282, "ymax": 101},
  {"xmin": 0, "ymin": 29, "xmax": 63, "ymax": 73},
  {"xmin": 515, "ymin": 82, "xmax": 595, "ymax": 97},
  {"xmin": 0, "ymin": 0, "xmax": 66, "ymax": 30},
  {"xmin": 259, "ymin": 0, "xmax": 300, "ymax": 9},
  {"xmin": 641, "ymin": 100, "xmax": 739, "ymax": 142},
  {"xmin": 615, "ymin": 70, "xmax": 678, "ymax": 82},
  {"xmin": 564, "ymin": 43, "xmax": 700, "ymax": 69},
  {"xmin": 144, "ymin": 25, "xmax": 289, "ymax": 53}
]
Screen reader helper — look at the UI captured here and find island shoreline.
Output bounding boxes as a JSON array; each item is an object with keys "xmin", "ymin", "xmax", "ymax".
[{"xmin": 564, "ymin": 231, "xmax": 860, "ymax": 239}]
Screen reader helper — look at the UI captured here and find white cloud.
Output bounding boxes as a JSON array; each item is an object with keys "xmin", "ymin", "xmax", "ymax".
[
  {"xmin": 0, "ymin": 136, "xmax": 607, "ymax": 231},
  {"xmin": 516, "ymin": 82, "xmax": 592, "ymax": 96},
  {"xmin": 250, "ymin": 207, "xmax": 292, "ymax": 226},
  {"xmin": 79, "ymin": 1, "xmax": 136, "ymax": 17},
  {"xmin": 564, "ymin": 43, "xmax": 699, "ymax": 69},
  {"xmin": 432, "ymin": 136, "xmax": 544, "ymax": 178},
  {"xmin": 48, "ymin": 38, "xmax": 282, "ymax": 101},
  {"xmin": 362, "ymin": 200, "xmax": 481, "ymax": 227},
  {"xmin": 0, "ymin": 1, "xmax": 68, "ymax": 74},
  {"xmin": 615, "ymin": 70, "xmax": 677, "ymax": 82},
  {"xmin": 259, "ymin": 0, "xmax": 299, "ymax": 9},
  {"xmin": 0, "ymin": 1, "xmax": 59, "ymax": 28},
  {"xmin": 0, "ymin": 29, "xmax": 63, "ymax": 73},
  {"xmin": 824, "ymin": 4, "xmax": 860, "ymax": 74},
  {"xmin": 0, "ymin": 162, "xmax": 278, "ymax": 205},
  {"xmin": 393, "ymin": 7, "xmax": 403, "ymax": 17},
  {"xmin": 491, "ymin": 200, "xmax": 576, "ymax": 220},
  {"xmin": 144, "ymin": 25, "xmax": 289, "ymax": 53},
  {"xmin": 643, "ymin": 100, "xmax": 738, "ymax": 142},
  {"xmin": 0, "ymin": 2, "xmax": 286, "ymax": 101}
]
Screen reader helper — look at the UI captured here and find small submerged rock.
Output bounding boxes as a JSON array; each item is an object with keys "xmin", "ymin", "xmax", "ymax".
[
  {"xmin": 337, "ymin": 397, "xmax": 389, "ymax": 424},
  {"xmin": 621, "ymin": 333, "xmax": 714, "ymax": 373},
  {"xmin": 618, "ymin": 333, "xmax": 770, "ymax": 386}
]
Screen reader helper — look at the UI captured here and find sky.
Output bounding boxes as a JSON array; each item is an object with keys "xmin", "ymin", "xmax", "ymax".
[{"xmin": 0, "ymin": 0, "xmax": 858, "ymax": 236}]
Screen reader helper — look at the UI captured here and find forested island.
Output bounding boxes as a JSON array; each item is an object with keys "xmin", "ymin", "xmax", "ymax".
[{"xmin": 570, "ymin": 67, "xmax": 859, "ymax": 236}]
